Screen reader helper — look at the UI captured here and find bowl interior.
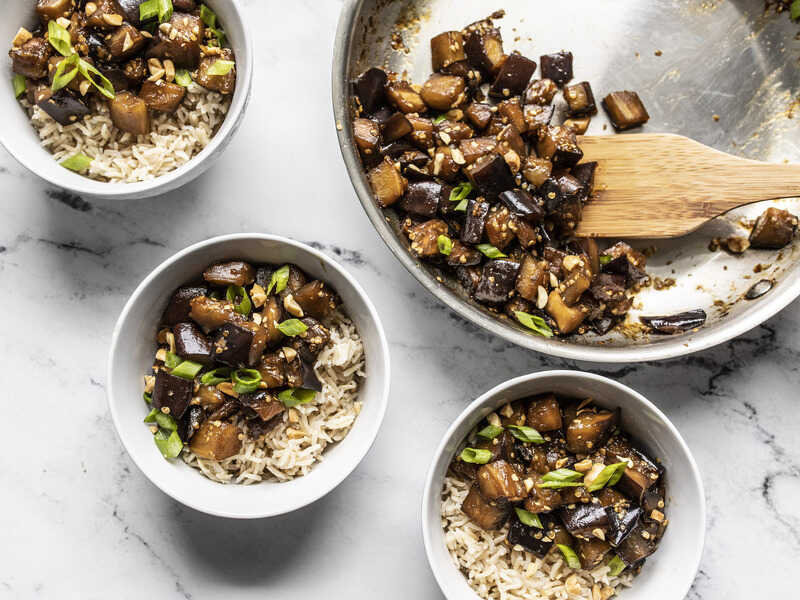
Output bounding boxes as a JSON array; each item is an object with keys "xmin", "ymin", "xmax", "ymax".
[
  {"xmin": 108, "ymin": 235, "xmax": 389, "ymax": 518},
  {"xmin": 0, "ymin": 0, "xmax": 252, "ymax": 199},
  {"xmin": 334, "ymin": 0, "xmax": 800, "ymax": 361},
  {"xmin": 423, "ymin": 371, "xmax": 705, "ymax": 600}
]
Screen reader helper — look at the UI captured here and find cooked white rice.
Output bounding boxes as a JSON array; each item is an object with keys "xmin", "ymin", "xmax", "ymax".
[
  {"xmin": 442, "ymin": 476, "xmax": 634, "ymax": 599},
  {"xmin": 182, "ymin": 311, "xmax": 365, "ymax": 484},
  {"xmin": 23, "ymin": 83, "xmax": 230, "ymax": 183}
]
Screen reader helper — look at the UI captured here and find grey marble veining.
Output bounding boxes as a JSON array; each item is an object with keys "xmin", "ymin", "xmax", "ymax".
[{"xmin": 0, "ymin": 1, "xmax": 799, "ymax": 598}]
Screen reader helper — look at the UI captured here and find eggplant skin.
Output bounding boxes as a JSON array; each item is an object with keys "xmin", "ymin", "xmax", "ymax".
[
  {"xmin": 151, "ymin": 370, "xmax": 193, "ymax": 420},
  {"xmin": 639, "ymin": 309, "xmax": 706, "ymax": 334},
  {"xmin": 161, "ymin": 285, "xmax": 208, "ymax": 326},
  {"xmin": 565, "ymin": 409, "xmax": 618, "ymax": 453}
]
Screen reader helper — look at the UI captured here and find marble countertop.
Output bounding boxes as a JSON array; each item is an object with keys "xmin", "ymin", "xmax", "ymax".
[{"xmin": 1, "ymin": 1, "xmax": 799, "ymax": 598}]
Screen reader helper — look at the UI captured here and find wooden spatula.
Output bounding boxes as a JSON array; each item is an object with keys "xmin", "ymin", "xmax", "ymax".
[{"xmin": 574, "ymin": 133, "xmax": 800, "ymax": 238}]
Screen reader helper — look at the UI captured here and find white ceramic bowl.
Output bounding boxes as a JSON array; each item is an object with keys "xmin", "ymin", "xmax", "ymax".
[
  {"xmin": 422, "ymin": 371, "xmax": 705, "ymax": 600},
  {"xmin": 0, "ymin": 0, "xmax": 253, "ymax": 199},
  {"xmin": 107, "ymin": 234, "xmax": 390, "ymax": 518}
]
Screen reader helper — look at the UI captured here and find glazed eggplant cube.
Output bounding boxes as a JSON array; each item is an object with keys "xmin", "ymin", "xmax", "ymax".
[
  {"xmin": 463, "ymin": 20, "xmax": 505, "ymax": 75},
  {"xmin": 399, "ymin": 181, "xmax": 444, "ymax": 218},
  {"xmin": 461, "ymin": 483, "xmax": 508, "ymax": 530},
  {"xmin": 195, "ymin": 49, "xmax": 236, "ymax": 95},
  {"xmin": 540, "ymin": 51, "xmax": 573, "ymax": 86},
  {"xmin": 484, "ymin": 206, "xmax": 516, "ymax": 250},
  {"xmin": 563, "ymin": 81, "xmax": 597, "ymax": 116},
  {"xmin": 203, "ymin": 261, "xmax": 255, "ymax": 287},
  {"xmin": 515, "ymin": 255, "xmax": 548, "ymax": 301},
  {"xmin": 151, "ymin": 370, "xmax": 193, "ymax": 420},
  {"xmin": 109, "ymin": 91, "xmax": 150, "ymax": 135},
  {"xmin": 290, "ymin": 281, "xmax": 334, "ymax": 320},
  {"xmin": 430, "ymin": 31, "xmax": 466, "ymax": 71},
  {"xmin": 172, "ymin": 322, "xmax": 214, "ymax": 364},
  {"xmin": 35, "ymin": 0, "xmax": 74, "ymax": 21},
  {"xmin": 436, "ymin": 119, "xmax": 474, "ymax": 144},
  {"xmin": 564, "ymin": 117, "xmax": 590, "ymax": 135},
  {"xmin": 475, "ymin": 259, "xmax": 521, "ymax": 304},
  {"xmin": 571, "ymin": 161, "xmax": 598, "ymax": 195},
  {"xmin": 465, "ymin": 153, "xmax": 516, "ymax": 197},
  {"xmin": 537, "ymin": 126, "xmax": 583, "ymax": 169},
  {"xmin": 421, "ymin": 74, "xmax": 467, "ymax": 111},
  {"xmin": 146, "ymin": 12, "xmax": 205, "ymax": 68},
  {"xmin": 189, "ymin": 421, "xmax": 242, "ymax": 461},
  {"xmin": 588, "ymin": 274, "xmax": 627, "ymax": 306},
  {"xmin": 464, "ymin": 102, "xmax": 493, "ymax": 130},
  {"xmin": 524, "ymin": 473, "xmax": 564, "ymax": 513},
  {"xmin": 385, "ymin": 80, "xmax": 427, "ymax": 114},
  {"xmin": 489, "ymin": 53, "xmax": 537, "ymax": 98},
  {"xmin": 177, "ymin": 405, "xmax": 204, "ymax": 443},
  {"xmin": 602, "ymin": 91, "xmax": 650, "ymax": 130},
  {"xmin": 368, "ymin": 157, "xmax": 407, "ymax": 207},
  {"xmin": 496, "ymin": 123, "xmax": 526, "ymax": 159},
  {"xmin": 210, "ymin": 322, "xmax": 254, "ymax": 368},
  {"xmin": 608, "ymin": 506, "xmax": 643, "ymax": 547},
  {"xmin": 106, "ymin": 23, "xmax": 146, "ymax": 60},
  {"xmin": 447, "ymin": 241, "xmax": 482, "ymax": 267},
  {"xmin": 406, "ymin": 115, "xmax": 436, "ymax": 150},
  {"xmin": 541, "ymin": 174, "xmax": 585, "ymax": 232},
  {"xmin": 616, "ymin": 522, "xmax": 657, "ymax": 566},
  {"xmin": 381, "ymin": 112, "xmax": 413, "ymax": 143},
  {"xmin": 353, "ymin": 117, "xmax": 381, "ymax": 158},
  {"xmin": 239, "ymin": 390, "xmax": 285, "ymax": 422},
  {"xmin": 461, "ymin": 199, "xmax": 490, "ymax": 244},
  {"xmin": 527, "ymin": 394, "xmax": 563, "ymax": 431},
  {"xmin": 431, "ymin": 146, "xmax": 461, "ymax": 181},
  {"xmin": 523, "ymin": 104, "xmax": 554, "ymax": 134},
  {"xmin": 749, "ymin": 207, "xmax": 798, "ymax": 249},
  {"xmin": 10, "ymin": 37, "xmax": 52, "ymax": 79},
  {"xmin": 408, "ymin": 219, "xmax": 449, "ymax": 257},
  {"xmin": 477, "ymin": 459, "xmax": 527, "ymax": 501},
  {"xmin": 458, "ymin": 136, "xmax": 497, "ymax": 165},
  {"xmin": 354, "ymin": 67, "xmax": 387, "ymax": 114},
  {"xmin": 36, "ymin": 89, "xmax": 90, "ymax": 127},
  {"xmin": 140, "ymin": 80, "xmax": 187, "ymax": 113},
  {"xmin": 161, "ymin": 285, "xmax": 208, "ymax": 326},
  {"xmin": 507, "ymin": 515, "xmax": 556, "ymax": 557},
  {"xmin": 565, "ymin": 409, "xmax": 618, "ymax": 454},
  {"xmin": 558, "ymin": 503, "xmax": 612, "ymax": 538},
  {"xmin": 115, "ymin": 0, "xmax": 146, "ymax": 24},
  {"xmin": 640, "ymin": 310, "xmax": 707, "ymax": 335},
  {"xmin": 188, "ymin": 296, "xmax": 244, "ymax": 333},
  {"xmin": 499, "ymin": 189, "xmax": 544, "ymax": 223},
  {"xmin": 545, "ymin": 290, "xmax": 587, "ymax": 334},
  {"xmin": 524, "ymin": 78, "xmax": 558, "ymax": 105},
  {"xmin": 522, "ymin": 157, "xmax": 552, "ymax": 188},
  {"xmin": 456, "ymin": 266, "xmax": 482, "ymax": 294},
  {"xmin": 576, "ymin": 538, "xmax": 611, "ymax": 568}
]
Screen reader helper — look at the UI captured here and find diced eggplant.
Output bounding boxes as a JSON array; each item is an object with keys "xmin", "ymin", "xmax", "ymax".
[
  {"xmin": 173, "ymin": 0, "xmax": 197, "ymax": 12},
  {"xmin": 465, "ymin": 153, "xmax": 515, "ymax": 197},
  {"xmin": 563, "ymin": 81, "xmax": 597, "ymax": 116},
  {"xmin": 406, "ymin": 115, "xmax": 436, "ymax": 149},
  {"xmin": 408, "ymin": 219, "xmax": 449, "ymax": 257},
  {"xmin": 475, "ymin": 259, "xmax": 521, "ymax": 304},
  {"xmin": 496, "ymin": 123, "xmax": 526, "ymax": 159},
  {"xmin": 447, "ymin": 241, "xmax": 482, "ymax": 267},
  {"xmin": 515, "ymin": 255, "xmax": 548, "ymax": 301},
  {"xmin": 36, "ymin": 0, "xmax": 74, "ymax": 21},
  {"xmin": 109, "ymin": 91, "xmax": 149, "ymax": 135},
  {"xmin": 461, "ymin": 483, "xmax": 508, "ymax": 530},
  {"xmin": 616, "ymin": 522, "xmax": 657, "ymax": 566},
  {"xmin": 464, "ymin": 102, "xmax": 493, "ymax": 130},
  {"xmin": 431, "ymin": 146, "xmax": 461, "ymax": 181},
  {"xmin": 523, "ymin": 104, "xmax": 554, "ymax": 134},
  {"xmin": 458, "ymin": 137, "xmax": 497, "ymax": 165},
  {"xmin": 381, "ymin": 112, "xmax": 412, "ymax": 143},
  {"xmin": 571, "ymin": 161, "xmax": 597, "ymax": 195},
  {"xmin": 608, "ymin": 506, "xmax": 643, "ymax": 547},
  {"xmin": 507, "ymin": 514, "xmax": 556, "ymax": 557},
  {"xmin": 282, "ymin": 265, "xmax": 308, "ymax": 294},
  {"xmin": 558, "ymin": 503, "xmax": 612, "ymax": 538},
  {"xmin": 604, "ymin": 241, "xmax": 647, "ymax": 269},
  {"xmin": 749, "ymin": 207, "xmax": 798, "ymax": 249},
  {"xmin": 259, "ymin": 296, "xmax": 284, "ymax": 347},
  {"xmin": 86, "ymin": 0, "xmax": 121, "ymax": 29},
  {"xmin": 602, "ymin": 91, "xmax": 650, "ymax": 130},
  {"xmin": 499, "ymin": 189, "xmax": 544, "ymax": 223},
  {"xmin": 354, "ymin": 68, "xmax": 387, "ymax": 114},
  {"xmin": 210, "ymin": 322, "xmax": 255, "ymax": 368},
  {"xmin": 524, "ymin": 473, "xmax": 564, "ymax": 513},
  {"xmin": 96, "ymin": 63, "xmax": 129, "ymax": 92},
  {"xmin": 399, "ymin": 181, "xmax": 444, "ymax": 218},
  {"xmin": 527, "ymin": 394, "xmax": 563, "ymax": 432},
  {"xmin": 484, "ymin": 206, "xmax": 516, "ymax": 250},
  {"xmin": 601, "ymin": 257, "xmax": 648, "ymax": 289},
  {"xmin": 123, "ymin": 57, "xmax": 146, "ymax": 85},
  {"xmin": 436, "ymin": 119, "xmax": 474, "ymax": 144},
  {"xmin": 385, "ymin": 80, "xmax": 426, "ymax": 114},
  {"xmin": 589, "ymin": 273, "xmax": 627, "ymax": 306},
  {"xmin": 238, "ymin": 390, "xmax": 284, "ymax": 422},
  {"xmin": 431, "ymin": 31, "xmax": 466, "ymax": 71},
  {"xmin": 640, "ymin": 310, "xmax": 707, "ymax": 334},
  {"xmin": 576, "ymin": 538, "xmax": 611, "ymax": 568},
  {"xmin": 139, "ymin": 80, "xmax": 186, "ymax": 113},
  {"xmin": 601, "ymin": 437, "xmax": 663, "ymax": 501},
  {"xmin": 456, "ymin": 266, "xmax": 482, "ymax": 294},
  {"xmin": 522, "ymin": 157, "xmax": 552, "ymax": 188},
  {"xmin": 208, "ymin": 398, "xmax": 239, "ymax": 421},
  {"xmin": 489, "ymin": 53, "xmax": 536, "ymax": 98},
  {"xmin": 642, "ymin": 487, "xmax": 666, "ymax": 518},
  {"xmin": 202, "ymin": 261, "xmax": 255, "ymax": 287},
  {"xmin": 421, "ymin": 74, "xmax": 466, "ymax": 111},
  {"xmin": 441, "ymin": 59, "xmax": 482, "ymax": 89},
  {"xmin": 561, "ymin": 259, "xmax": 592, "ymax": 306},
  {"xmin": 368, "ymin": 157, "xmax": 407, "ymax": 207},
  {"xmin": 196, "ymin": 49, "xmax": 236, "ymax": 94},
  {"xmin": 498, "ymin": 400, "xmax": 527, "ymax": 427},
  {"xmin": 146, "ymin": 12, "xmax": 205, "ymax": 68},
  {"xmin": 172, "ymin": 322, "xmax": 214, "ymax": 364},
  {"xmin": 284, "ymin": 355, "xmax": 322, "ymax": 391},
  {"xmin": 353, "ymin": 117, "xmax": 381, "ymax": 158},
  {"xmin": 564, "ymin": 117, "xmax": 590, "ymax": 135},
  {"xmin": 10, "ymin": 37, "xmax": 52, "ymax": 79},
  {"xmin": 189, "ymin": 420, "xmax": 242, "ymax": 460},
  {"xmin": 565, "ymin": 409, "xmax": 618, "ymax": 454},
  {"xmin": 513, "ymin": 217, "xmax": 539, "ymax": 249},
  {"xmin": 115, "ymin": 0, "xmax": 146, "ymax": 25},
  {"xmin": 288, "ymin": 317, "xmax": 330, "ymax": 365},
  {"xmin": 257, "ymin": 351, "xmax": 286, "ymax": 388},
  {"xmin": 463, "ymin": 20, "xmax": 504, "ymax": 75},
  {"xmin": 106, "ymin": 23, "xmax": 146, "ymax": 60},
  {"xmin": 196, "ymin": 385, "xmax": 225, "ymax": 410},
  {"xmin": 177, "ymin": 404, "xmax": 204, "ymax": 443},
  {"xmin": 36, "ymin": 89, "xmax": 90, "ymax": 126},
  {"xmin": 293, "ymin": 281, "xmax": 337, "ymax": 320},
  {"xmin": 151, "ymin": 370, "xmax": 193, "ymax": 420},
  {"xmin": 524, "ymin": 78, "xmax": 558, "ymax": 105},
  {"xmin": 161, "ymin": 285, "xmax": 207, "ymax": 326},
  {"xmin": 540, "ymin": 52, "xmax": 573, "ymax": 86},
  {"xmin": 537, "ymin": 126, "xmax": 583, "ymax": 169},
  {"xmin": 545, "ymin": 290, "xmax": 587, "ymax": 335},
  {"xmin": 477, "ymin": 459, "xmax": 527, "ymax": 502}
]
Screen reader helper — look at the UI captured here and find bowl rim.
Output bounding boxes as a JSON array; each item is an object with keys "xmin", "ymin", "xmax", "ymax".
[
  {"xmin": 420, "ymin": 370, "xmax": 706, "ymax": 599},
  {"xmin": 0, "ymin": 0, "xmax": 254, "ymax": 200},
  {"xmin": 330, "ymin": 0, "xmax": 800, "ymax": 363},
  {"xmin": 106, "ymin": 233, "xmax": 391, "ymax": 518}
]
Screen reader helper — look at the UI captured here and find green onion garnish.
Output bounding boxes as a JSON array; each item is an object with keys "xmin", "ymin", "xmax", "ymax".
[
  {"xmin": 514, "ymin": 507, "xmax": 543, "ymax": 529},
  {"xmin": 506, "ymin": 425, "xmax": 545, "ymax": 444},
  {"xmin": 459, "ymin": 447, "xmax": 493, "ymax": 464},
  {"xmin": 60, "ymin": 153, "xmax": 93, "ymax": 172},
  {"xmin": 607, "ymin": 555, "xmax": 626, "ymax": 577},
  {"xmin": 454, "ymin": 198, "xmax": 468, "ymax": 212},
  {"xmin": 51, "ymin": 54, "xmax": 80, "ymax": 92},
  {"xmin": 200, "ymin": 4, "xmax": 226, "ymax": 45},
  {"xmin": 476, "ymin": 244, "xmax": 507, "ymax": 259},
  {"xmin": 537, "ymin": 480, "xmax": 583, "ymax": 489},
  {"xmin": 165, "ymin": 351, "xmax": 181, "ymax": 369},
  {"xmin": 433, "ymin": 114, "xmax": 447, "ymax": 124},
  {"xmin": 792, "ymin": 0, "xmax": 800, "ymax": 21},
  {"xmin": 232, "ymin": 368, "xmax": 261, "ymax": 394},
  {"xmin": 514, "ymin": 311, "xmax": 554, "ymax": 338},
  {"xmin": 207, "ymin": 60, "xmax": 234, "ymax": 76},
  {"xmin": 139, "ymin": 0, "xmax": 158, "ymax": 21},
  {"xmin": 437, "ymin": 235, "xmax": 453, "ymax": 256},
  {"xmin": 154, "ymin": 429, "xmax": 183, "ymax": 458},
  {"xmin": 200, "ymin": 367, "xmax": 232, "ymax": 386},
  {"xmin": 143, "ymin": 391, "xmax": 152, "ymax": 404},
  {"xmin": 158, "ymin": 0, "xmax": 173, "ymax": 22},
  {"xmin": 449, "ymin": 182, "xmax": 473, "ymax": 203},
  {"xmin": 13, "ymin": 74, "xmax": 26, "ymax": 98},
  {"xmin": 277, "ymin": 318, "xmax": 307, "ymax": 337},
  {"xmin": 47, "ymin": 20, "xmax": 73, "ymax": 57},
  {"xmin": 77, "ymin": 59, "xmax": 115, "ymax": 99},
  {"xmin": 226, "ymin": 285, "xmax": 251, "ymax": 315},
  {"xmin": 143, "ymin": 408, "xmax": 177, "ymax": 431},
  {"xmin": 477, "ymin": 424, "xmax": 504, "ymax": 440},
  {"xmin": 278, "ymin": 388, "xmax": 317, "ymax": 408},
  {"xmin": 174, "ymin": 68, "xmax": 192, "ymax": 87},
  {"xmin": 170, "ymin": 360, "xmax": 204, "ymax": 380},
  {"xmin": 267, "ymin": 265, "xmax": 290, "ymax": 295},
  {"xmin": 542, "ymin": 468, "xmax": 584, "ymax": 482},
  {"xmin": 586, "ymin": 462, "xmax": 629, "ymax": 492},
  {"xmin": 599, "ymin": 254, "xmax": 612, "ymax": 265},
  {"xmin": 556, "ymin": 544, "xmax": 582, "ymax": 570}
]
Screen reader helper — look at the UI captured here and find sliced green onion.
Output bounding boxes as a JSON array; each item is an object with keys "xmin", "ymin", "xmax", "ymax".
[
  {"xmin": 47, "ymin": 20, "xmax": 73, "ymax": 57},
  {"xmin": 514, "ymin": 507, "xmax": 543, "ymax": 529},
  {"xmin": 51, "ymin": 54, "xmax": 79, "ymax": 92},
  {"xmin": 226, "ymin": 285, "xmax": 251, "ymax": 315},
  {"xmin": 267, "ymin": 265, "xmax": 290, "ymax": 295},
  {"xmin": 433, "ymin": 113, "xmax": 447, "ymax": 124},
  {"xmin": 174, "ymin": 68, "xmax": 192, "ymax": 87},
  {"xmin": 143, "ymin": 408, "xmax": 159, "ymax": 423},
  {"xmin": 537, "ymin": 480, "xmax": 583, "ymax": 489},
  {"xmin": 586, "ymin": 462, "xmax": 629, "ymax": 492},
  {"xmin": 77, "ymin": 58, "xmax": 115, "ymax": 99},
  {"xmin": 144, "ymin": 410, "xmax": 177, "ymax": 432},
  {"xmin": 13, "ymin": 74, "xmax": 26, "ymax": 98},
  {"xmin": 154, "ymin": 429, "xmax": 183, "ymax": 458},
  {"xmin": 143, "ymin": 391, "xmax": 152, "ymax": 404},
  {"xmin": 207, "ymin": 60, "xmax": 234, "ymax": 76},
  {"xmin": 200, "ymin": 367, "xmax": 232, "ymax": 386},
  {"xmin": 599, "ymin": 254, "xmax": 612, "ymax": 265},
  {"xmin": 157, "ymin": 0, "xmax": 174, "ymax": 22},
  {"xmin": 60, "ymin": 153, "xmax": 93, "ymax": 172},
  {"xmin": 449, "ymin": 182, "xmax": 473, "ymax": 203},
  {"xmin": 792, "ymin": 0, "xmax": 800, "ymax": 21},
  {"xmin": 171, "ymin": 360, "xmax": 204, "ymax": 380},
  {"xmin": 557, "ymin": 544, "xmax": 582, "ymax": 570},
  {"xmin": 278, "ymin": 388, "xmax": 317, "ymax": 408},
  {"xmin": 200, "ymin": 4, "xmax": 217, "ymax": 27},
  {"xmin": 139, "ymin": 0, "xmax": 159, "ymax": 21},
  {"xmin": 477, "ymin": 424, "xmax": 504, "ymax": 440},
  {"xmin": 454, "ymin": 198, "xmax": 468, "ymax": 212},
  {"xmin": 232, "ymin": 368, "xmax": 261, "ymax": 394},
  {"xmin": 542, "ymin": 468, "xmax": 584, "ymax": 482},
  {"xmin": 460, "ymin": 447, "xmax": 493, "ymax": 464},
  {"xmin": 277, "ymin": 318, "xmax": 308, "ymax": 337},
  {"xmin": 506, "ymin": 425, "xmax": 545, "ymax": 444},
  {"xmin": 607, "ymin": 555, "xmax": 626, "ymax": 577},
  {"xmin": 437, "ymin": 235, "xmax": 453, "ymax": 256},
  {"xmin": 164, "ymin": 351, "xmax": 182, "ymax": 369},
  {"xmin": 514, "ymin": 311, "xmax": 554, "ymax": 338},
  {"xmin": 476, "ymin": 243, "xmax": 507, "ymax": 259}
]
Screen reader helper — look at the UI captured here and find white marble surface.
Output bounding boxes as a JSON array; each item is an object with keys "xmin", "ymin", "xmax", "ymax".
[{"xmin": 1, "ymin": 1, "xmax": 799, "ymax": 598}]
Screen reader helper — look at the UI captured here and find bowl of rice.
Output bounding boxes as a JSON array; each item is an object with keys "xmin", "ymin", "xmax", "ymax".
[
  {"xmin": 422, "ymin": 371, "xmax": 705, "ymax": 600},
  {"xmin": 108, "ymin": 233, "xmax": 390, "ymax": 518},
  {"xmin": 0, "ymin": 0, "xmax": 252, "ymax": 199}
]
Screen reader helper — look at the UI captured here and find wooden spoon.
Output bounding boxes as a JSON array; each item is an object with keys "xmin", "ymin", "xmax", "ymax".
[{"xmin": 574, "ymin": 133, "xmax": 800, "ymax": 238}]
